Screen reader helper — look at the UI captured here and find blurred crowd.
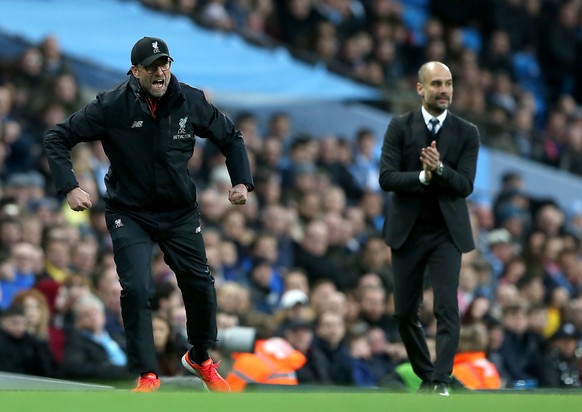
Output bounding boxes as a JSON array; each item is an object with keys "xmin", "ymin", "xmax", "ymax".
[
  {"xmin": 0, "ymin": 0, "xmax": 581, "ymax": 392},
  {"xmin": 141, "ymin": 0, "xmax": 582, "ymax": 176}
]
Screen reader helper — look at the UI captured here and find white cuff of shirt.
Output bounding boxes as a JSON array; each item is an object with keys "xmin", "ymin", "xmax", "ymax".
[{"xmin": 419, "ymin": 170, "xmax": 430, "ymax": 185}]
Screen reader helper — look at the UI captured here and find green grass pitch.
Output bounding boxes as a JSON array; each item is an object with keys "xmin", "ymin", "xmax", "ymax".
[{"xmin": 2, "ymin": 390, "xmax": 582, "ymax": 412}]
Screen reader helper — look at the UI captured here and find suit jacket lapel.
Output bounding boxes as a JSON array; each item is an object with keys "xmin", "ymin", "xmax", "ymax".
[
  {"xmin": 437, "ymin": 115, "xmax": 452, "ymax": 159},
  {"xmin": 413, "ymin": 110, "xmax": 426, "ymax": 155}
]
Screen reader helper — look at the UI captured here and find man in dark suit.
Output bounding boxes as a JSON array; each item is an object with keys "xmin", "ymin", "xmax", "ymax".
[{"xmin": 379, "ymin": 61, "xmax": 479, "ymax": 396}]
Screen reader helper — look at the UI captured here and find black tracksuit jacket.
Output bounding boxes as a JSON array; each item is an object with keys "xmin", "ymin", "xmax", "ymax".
[{"xmin": 44, "ymin": 74, "xmax": 253, "ymax": 213}]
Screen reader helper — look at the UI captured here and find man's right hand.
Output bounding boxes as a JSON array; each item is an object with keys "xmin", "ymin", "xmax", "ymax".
[
  {"xmin": 423, "ymin": 164, "xmax": 433, "ymax": 183},
  {"xmin": 66, "ymin": 187, "xmax": 92, "ymax": 211}
]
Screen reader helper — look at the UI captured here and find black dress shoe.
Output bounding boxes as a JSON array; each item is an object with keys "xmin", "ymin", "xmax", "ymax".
[
  {"xmin": 432, "ymin": 383, "xmax": 450, "ymax": 396},
  {"xmin": 417, "ymin": 381, "xmax": 434, "ymax": 393}
]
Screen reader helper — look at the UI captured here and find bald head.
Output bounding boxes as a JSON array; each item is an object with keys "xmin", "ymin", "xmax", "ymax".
[
  {"xmin": 416, "ymin": 61, "xmax": 453, "ymax": 116},
  {"xmin": 418, "ymin": 61, "xmax": 451, "ymax": 84}
]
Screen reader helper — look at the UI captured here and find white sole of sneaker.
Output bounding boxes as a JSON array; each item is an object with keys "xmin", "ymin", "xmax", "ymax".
[{"xmin": 181, "ymin": 355, "xmax": 210, "ymax": 392}]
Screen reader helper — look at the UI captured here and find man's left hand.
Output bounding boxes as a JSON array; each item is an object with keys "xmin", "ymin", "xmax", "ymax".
[{"xmin": 228, "ymin": 184, "xmax": 248, "ymax": 205}]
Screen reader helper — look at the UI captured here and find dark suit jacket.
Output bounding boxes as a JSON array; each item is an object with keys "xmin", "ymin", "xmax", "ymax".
[
  {"xmin": 379, "ymin": 109, "xmax": 479, "ymax": 253},
  {"xmin": 62, "ymin": 329, "xmax": 129, "ymax": 380}
]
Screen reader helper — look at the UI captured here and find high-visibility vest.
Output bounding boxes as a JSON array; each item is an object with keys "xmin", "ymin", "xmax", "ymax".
[
  {"xmin": 226, "ymin": 338, "xmax": 307, "ymax": 392},
  {"xmin": 452, "ymin": 352, "xmax": 501, "ymax": 390}
]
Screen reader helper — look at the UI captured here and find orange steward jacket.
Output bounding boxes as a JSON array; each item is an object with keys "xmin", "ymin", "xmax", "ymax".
[
  {"xmin": 226, "ymin": 338, "xmax": 306, "ymax": 392},
  {"xmin": 452, "ymin": 352, "xmax": 501, "ymax": 390}
]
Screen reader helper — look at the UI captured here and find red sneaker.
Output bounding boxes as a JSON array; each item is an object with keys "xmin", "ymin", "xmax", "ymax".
[
  {"xmin": 182, "ymin": 352, "xmax": 231, "ymax": 392},
  {"xmin": 131, "ymin": 373, "xmax": 161, "ymax": 393}
]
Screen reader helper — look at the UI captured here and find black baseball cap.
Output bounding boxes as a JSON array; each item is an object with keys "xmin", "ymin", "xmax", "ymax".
[{"xmin": 128, "ymin": 36, "xmax": 173, "ymax": 74}]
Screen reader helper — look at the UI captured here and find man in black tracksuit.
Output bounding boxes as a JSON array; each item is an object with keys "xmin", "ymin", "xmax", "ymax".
[{"xmin": 44, "ymin": 37, "xmax": 253, "ymax": 392}]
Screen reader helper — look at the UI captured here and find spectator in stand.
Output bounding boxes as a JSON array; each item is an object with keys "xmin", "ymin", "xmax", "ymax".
[
  {"xmin": 359, "ymin": 190, "xmax": 384, "ymax": 234},
  {"xmin": 275, "ymin": 0, "xmax": 322, "ymax": 49},
  {"xmin": 538, "ymin": 1, "xmax": 578, "ymax": 105},
  {"xmin": 273, "ymin": 288, "xmax": 312, "ymax": 334},
  {"xmin": 12, "ymin": 288, "xmax": 51, "ymax": 341},
  {"xmin": 539, "ymin": 235, "xmax": 573, "ymax": 297},
  {"xmin": 527, "ymin": 303, "xmax": 549, "ymax": 343},
  {"xmin": 310, "ymin": 22, "xmax": 341, "ymax": 65},
  {"xmin": 292, "ymin": 219, "xmax": 342, "ymax": 288},
  {"xmin": 356, "ymin": 285, "xmax": 399, "ymax": 345},
  {"xmin": 199, "ymin": 0, "xmax": 236, "ymax": 31},
  {"xmin": 497, "ymin": 303, "xmax": 542, "ymax": 387},
  {"xmin": 458, "ymin": 263, "xmax": 479, "ymax": 317},
  {"xmin": 62, "ymin": 293, "xmax": 129, "ymax": 381},
  {"xmin": 316, "ymin": 135, "xmax": 363, "ymax": 203},
  {"xmin": 508, "ymin": 107, "xmax": 535, "ymax": 158},
  {"xmin": 216, "ymin": 281, "xmax": 252, "ymax": 322},
  {"xmin": 282, "ymin": 317, "xmax": 329, "ymax": 384},
  {"xmin": 481, "ymin": 30, "xmax": 515, "ymax": 80},
  {"xmin": 563, "ymin": 299, "xmax": 582, "ymax": 340},
  {"xmin": 366, "ymin": 326, "xmax": 398, "ymax": 379},
  {"xmin": 0, "ymin": 303, "xmax": 60, "ymax": 377},
  {"xmin": 246, "ymin": 257, "xmax": 281, "ymax": 315},
  {"xmin": 282, "ymin": 268, "xmax": 310, "ymax": 294},
  {"xmin": 43, "ymin": 73, "xmax": 84, "ymax": 117},
  {"xmin": 38, "ymin": 35, "xmax": 71, "ymax": 78},
  {"xmin": 152, "ymin": 314, "xmax": 182, "ymax": 377},
  {"xmin": 562, "ymin": 116, "xmax": 582, "ymax": 176},
  {"xmin": 497, "ymin": 204, "xmax": 528, "ymax": 245},
  {"xmin": 92, "ymin": 264, "xmax": 124, "ymax": 347},
  {"xmin": 295, "ymin": 190, "xmax": 322, "ymax": 227},
  {"xmin": 11, "ymin": 288, "xmax": 63, "ymax": 365},
  {"xmin": 485, "ymin": 228, "xmax": 516, "ymax": 280},
  {"xmin": 9, "ymin": 47, "xmax": 47, "ymax": 121},
  {"xmin": 220, "ymin": 207, "xmax": 255, "ymax": 263},
  {"xmin": 0, "ymin": 241, "xmax": 36, "ymax": 310},
  {"xmin": 35, "ymin": 226, "xmax": 73, "ymax": 309},
  {"xmin": 453, "ymin": 322, "xmax": 501, "ymax": 390},
  {"xmin": 255, "ymin": 137, "xmax": 283, "ymax": 176},
  {"xmin": 0, "ymin": 216, "xmax": 23, "ymax": 254},
  {"xmin": 540, "ymin": 322, "xmax": 581, "ymax": 389},
  {"xmin": 536, "ymin": 109, "xmax": 569, "ymax": 168},
  {"xmin": 322, "ymin": 211, "xmax": 360, "ymax": 290},
  {"xmin": 356, "ymin": 235, "xmax": 393, "ymax": 292},
  {"xmin": 461, "ymin": 294, "xmax": 493, "ymax": 326},
  {"xmin": 516, "ymin": 275, "xmax": 545, "ymax": 311},
  {"xmin": 558, "ymin": 248, "xmax": 582, "ymax": 298},
  {"xmin": 69, "ymin": 238, "xmax": 98, "ymax": 279},
  {"xmin": 347, "ymin": 328, "xmax": 382, "ymax": 387},
  {"xmin": 265, "ymin": 112, "xmax": 294, "ymax": 150},
  {"xmin": 311, "ymin": 310, "xmax": 354, "ymax": 385},
  {"xmin": 499, "ymin": 255, "xmax": 527, "ymax": 287}
]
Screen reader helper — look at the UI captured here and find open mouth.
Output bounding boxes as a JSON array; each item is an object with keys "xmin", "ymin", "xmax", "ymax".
[{"xmin": 152, "ymin": 79, "xmax": 165, "ymax": 89}]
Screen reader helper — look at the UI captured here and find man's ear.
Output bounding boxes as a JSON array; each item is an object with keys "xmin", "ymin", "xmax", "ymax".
[{"xmin": 416, "ymin": 82, "xmax": 424, "ymax": 97}]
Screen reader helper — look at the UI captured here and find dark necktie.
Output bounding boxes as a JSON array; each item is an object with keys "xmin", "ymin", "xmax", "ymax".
[{"xmin": 429, "ymin": 118, "xmax": 439, "ymax": 135}]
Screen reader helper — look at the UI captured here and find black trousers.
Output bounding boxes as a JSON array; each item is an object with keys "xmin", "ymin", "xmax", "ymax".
[
  {"xmin": 105, "ymin": 206, "xmax": 217, "ymax": 375},
  {"xmin": 391, "ymin": 223, "xmax": 461, "ymax": 385}
]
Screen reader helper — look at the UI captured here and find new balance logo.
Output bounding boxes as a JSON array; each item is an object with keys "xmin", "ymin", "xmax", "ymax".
[
  {"xmin": 195, "ymin": 226, "xmax": 201, "ymax": 233},
  {"xmin": 131, "ymin": 120, "xmax": 143, "ymax": 128},
  {"xmin": 115, "ymin": 219, "xmax": 124, "ymax": 228}
]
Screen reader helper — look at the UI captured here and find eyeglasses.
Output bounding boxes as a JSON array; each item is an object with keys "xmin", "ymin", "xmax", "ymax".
[{"xmin": 141, "ymin": 61, "xmax": 171, "ymax": 74}]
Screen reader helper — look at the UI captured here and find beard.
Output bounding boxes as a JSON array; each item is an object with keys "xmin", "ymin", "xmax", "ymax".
[{"xmin": 139, "ymin": 73, "xmax": 170, "ymax": 98}]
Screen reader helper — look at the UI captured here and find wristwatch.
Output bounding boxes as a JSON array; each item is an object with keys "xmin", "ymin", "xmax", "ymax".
[{"xmin": 436, "ymin": 162, "xmax": 444, "ymax": 176}]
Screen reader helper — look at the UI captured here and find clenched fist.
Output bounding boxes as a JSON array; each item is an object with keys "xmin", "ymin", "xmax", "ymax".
[
  {"xmin": 228, "ymin": 183, "xmax": 248, "ymax": 206},
  {"xmin": 66, "ymin": 187, "xmax": 92, "ymax": 211}
]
